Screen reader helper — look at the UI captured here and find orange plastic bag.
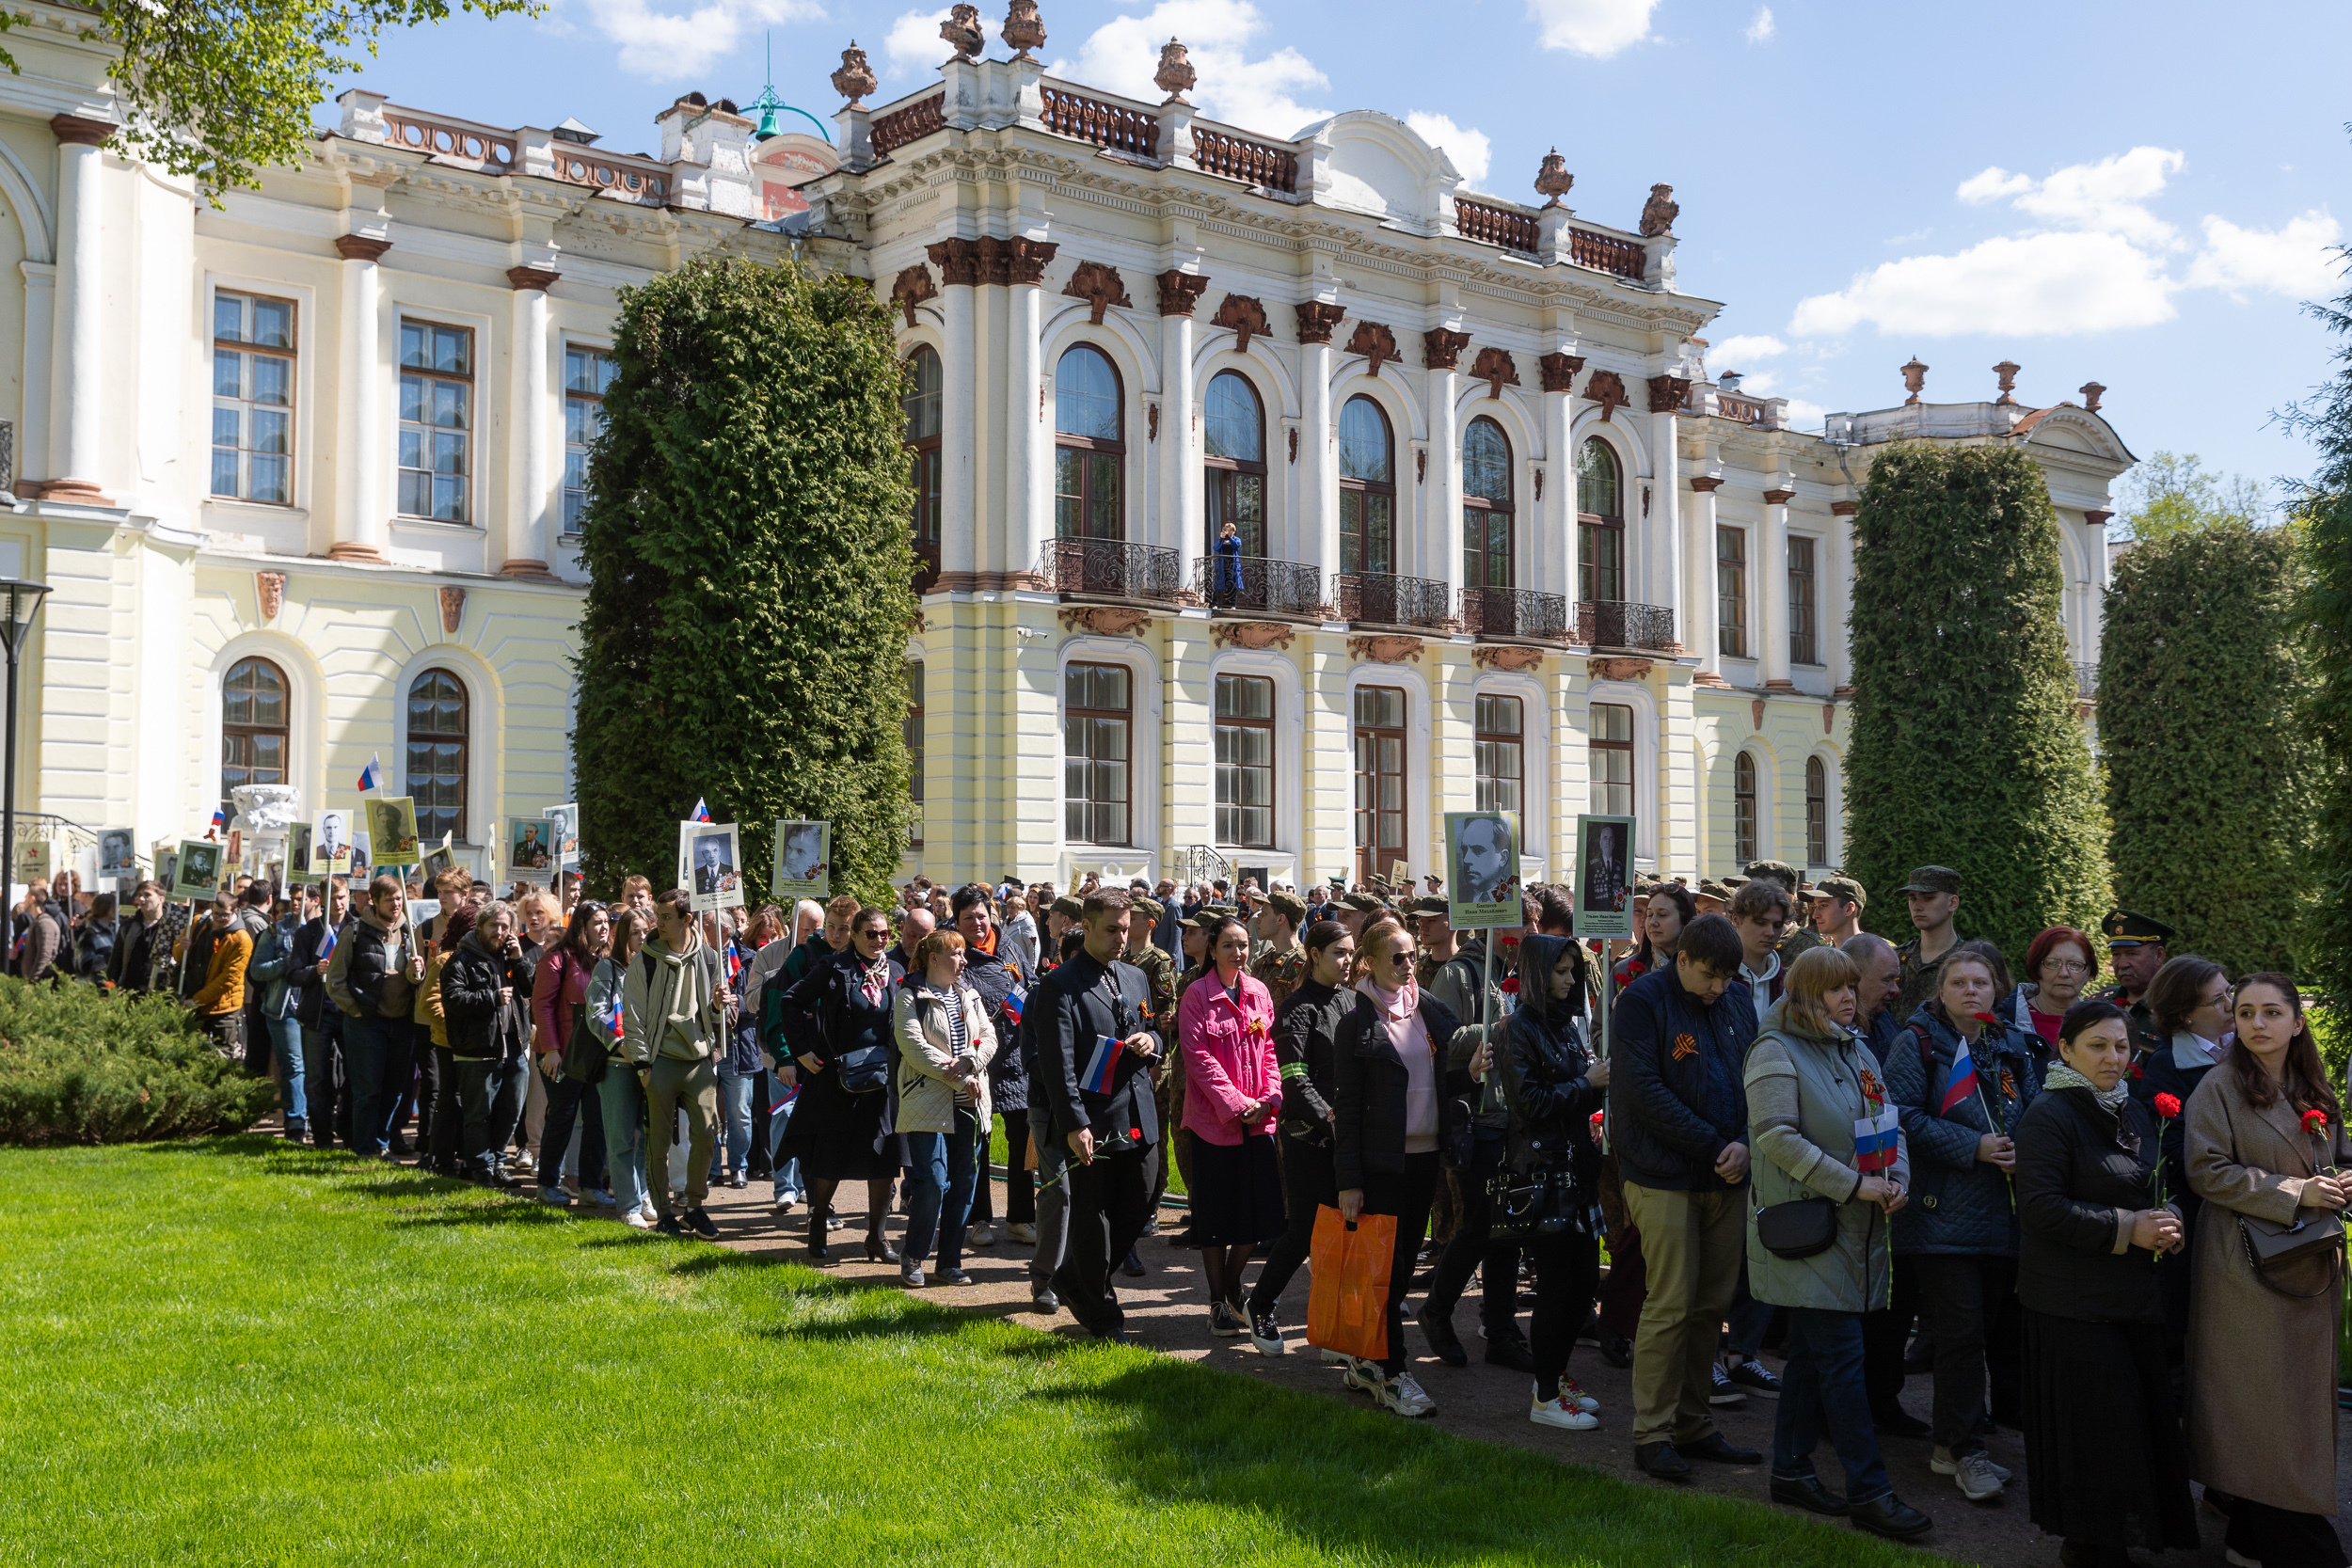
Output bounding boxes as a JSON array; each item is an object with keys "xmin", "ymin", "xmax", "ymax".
[{"xmin": 1306, "ymin": 1204, "xmax": 1394, "ymax": 1362}]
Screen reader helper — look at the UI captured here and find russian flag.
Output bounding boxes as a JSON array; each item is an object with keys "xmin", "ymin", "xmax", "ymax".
[
  {"xmin": 1939, "ymin": 1034, "xmax": 1980, "ymax": 1117},
  {"xmin": 319, "ymin": 924, "xmax": 338, "ymax": 959},
  {"xmin": 1003, "ymin": 986, "xmax": 1025, "ymax": 1027},
  {"xmin": 1854, "ymin": 1103, "xmax": 1900, "ymax": 1174},
  {"xmin": 727, "ymin": 944, "xmax": 743, "ymax": 983},
  {"xmin": 207, "ymin": 807, "xmax": 226, "ymax": 840},
  {"xmin": 608, "ymin": 998, "xmax": 626, "ymax": 1041},
  {"xmin": 689, "ymin": 797, "xmax": 711, "ymax": 823},
  {"xmin": 357, "ymin": 753, "xmax": 383, "ymax": 792},
  {"xmin": 1079, "ymin": 1034, "xmax": 1123, "ymax": 1096}
]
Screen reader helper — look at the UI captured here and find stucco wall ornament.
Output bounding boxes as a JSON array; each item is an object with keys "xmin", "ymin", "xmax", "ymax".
[
  {"xmin": 1472, "ymin": 645, "xmax": 1544, "ymax": 672},
  {"xmin": 1058, "ymin": 606, "xmax": 1152, "ymax": 637},
  {"xmin": 439, "ymin": 586, "xmax": 466, "ymax": 634},
  {"xmin": 1211, "ymin": 621, "xmax": 1295, "ymax": 651},
  {"xmin": 256, "ymin": 571, "xmax": 285, "ymax": 621},
  {"xmin": 1587, "ymin": 657, "xmax": 1651, "ymax": 681},
  {"xmin": 1348, "ymin": 635, "xmax": 1422, "ymax": 664},
  {"xmin": 1345, "ymin": 321, "xmax": 1399, "ymax": 376},
  {"xmin": 889, "ymin": 264, "xmax": 936, "ymax": 327},
  {"xmin": 1212, "ymin": 293, "xmax": 1271, "ymax": 354},
  {"xmin": 1064, "ymin": 261, "xmax": 1130, "ymax": 325},
  {"xmin": 1586, "ymin": 369, "xmax": 1628, "ymax": 420}
]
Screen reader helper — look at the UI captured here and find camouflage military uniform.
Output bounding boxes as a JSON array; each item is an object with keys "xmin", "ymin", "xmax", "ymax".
[
  {"xmin": 1251, "ymin": 942, "xmax": 1309, "ymax": 1015},
  {"xmin": 1778, "ymin": 927, "xmax": 1825, "ymax": 963},
  {"xmin": 1894, "ymin": 935, "xmax": 1963, "ymax": 1024}
]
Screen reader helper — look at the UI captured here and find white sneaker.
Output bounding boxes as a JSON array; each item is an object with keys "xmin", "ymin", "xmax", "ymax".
[
  {"xmin": 1531, "ymin": 1384, "xmax": 1600, "ymax": 1431},
  {"xmin": 2226, "ymin": 1550, "xmax": 2265, "ymax": 1568},
  {"xmin": 1377, "ymin": 1371, "xmax": 1437, "ymax": 1418},
  {"xmin": 1341, "ymin": 1356, "xmax": 1384, "ymax": 1394},
  {"xmin": 968, "ymin": 1223, "xmax": 999, "ymax": 1247},
  {"xmin": 1947, "ymin": 1450, "xmax": 2005, "ymax": 1501},
  {"xmin": 1558, "ymin": 1376, "xmax": 1601, "ymax": 1414},
  {"xmin": 638, "ymin": 1199, "xmax": 657, "ymax": 1223},
  {"xmin": 1931, "ymin": 1446, "xmax": 2011, "ymax": 1482},
  {"xmin": 771, "ymin": 1195, "xmax": 798, "ymax": 1214},
  {"xmin": 1005, "ymin": 1222, "xmax": 1038, "ymax": 1244},
  {"xmin": 1248, "ymin": 1308, "xmax": 1286, "ymax": 1356},
  {"xmin": 620, "ymin": 1211, "xmax": 657, "ymax": 1231},
  {"xmin": 511, "ymin": 1150, "xmax": 535, "ymax": 1174}
]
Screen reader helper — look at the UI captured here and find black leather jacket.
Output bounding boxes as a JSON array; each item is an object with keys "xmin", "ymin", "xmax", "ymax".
[{"xmin": 1330, "ymin": 988, "xmax": 1466, "ymax": 1191}]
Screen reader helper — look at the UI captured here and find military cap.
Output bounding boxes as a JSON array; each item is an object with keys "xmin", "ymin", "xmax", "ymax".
[
  {"xmin": 1723, "ymin": 875, "xmax": 1750, "ymax": 891},
  {"xmin": 2102, "ymin": 909, "xmax": 2176, "ymax": 948},
  {"xmin": 1264, "ymin": 889, "xmax": 1306, "ymax": 924},
  {"xmin": 1341, "ymin": 891, "xmax": 1387, "ymax": 913},
  {"xmin": 1050, "ymin": 895, "xmax": 1085, "ymax": 921},
  {"xmin": 1133, "ymin": 895, "xmax": 1164, "ymax": 923},
  {"xmin": 1813, "ymin": 874, "xmax": 1867, "ymax": 909},
  {"xmin": 1894, "ymin": 865, "xmax": 1961, "ymax": 897},
  {"xmin": 1405, "ymin": 895, "xmax": 1451, "ymax": 918},
  {"xmin": 1741, "ymin": 860, "xmax": 1803, "ymax": 895},
  {"xmin": 1695, "ymin": 879, "xmax": 1732, "ymax": 903}
]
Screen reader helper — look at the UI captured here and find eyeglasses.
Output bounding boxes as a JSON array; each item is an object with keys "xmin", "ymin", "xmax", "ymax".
[{"xmin": 2042, "ymin": 959, "xmax": 2090, "ymax": 976}]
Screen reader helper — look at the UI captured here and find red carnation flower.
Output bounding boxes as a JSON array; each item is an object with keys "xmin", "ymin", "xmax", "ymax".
[
  {"xmin": 1971, "ymin": 1012, "xmax": 1999, "ymax": 1024},
  {"xmin": 1500, "ymin": 975, "xmax": 1520, "ymax": 995},
  {"xmin": 2129, "ymin": 1060, "xmax": 2144, "ymax": 1080},
  {"xmin": 2153, "ymin": 1093, "xmax": 2183, "ymax": 1119},
  {"xmin": 1589, "ymin": 1110, "xmax": 1605, "ymax": 1127},
  {"xmin": 2303, "ymin": 1109, "xmax": 2329, "ymax": 1135}
]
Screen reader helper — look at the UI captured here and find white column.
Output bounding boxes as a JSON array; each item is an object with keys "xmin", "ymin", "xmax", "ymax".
[
  {"xmin": 939, "ymin": 277, "xmax": 977, "ymax": 586},
  {"xmin": 1647, "ymin": 396, "xmax": 1682, "ymax": 638},
  {"xmin": 1761, "ymin": 485, "xmax": 1793, "ymax": 689},
  {"xmin": 1300, "ymin": 324, "xmax": 1337, "ymax": 611},
  {"xmin": 502, "ymin": 267, "xmax": 557, "ymax": 578},
  {"xmin": 331, "ymin": 234, "xmax": 390, "ymax": 562},
  {"xmin": 1689, "ymin": 480, "xmax": 1722, "ymax": 679},
  {"xmin": 1159, "ymin": 302, "xmax": 1197, "ymax": 564},
  {"xmin": 1829, "ymin": 501, "xmax": 1856, "ymax": 690},
  {"xmin": 1005, "ymin": 245, "xmax": 1051, "ymax": 585},
  {"xmin": 16, "ymin": 261, "xmax": 54, "ymax": 495},
  {"xmin": 46, "ymin": 116, "xmax": 112, "ymax": 501}
]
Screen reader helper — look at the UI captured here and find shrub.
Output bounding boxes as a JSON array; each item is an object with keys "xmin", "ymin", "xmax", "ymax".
[
  {"xmin": 1844, "ymin": 441, "xmax": 2110, "ymax": 964},
  {"xmin": 0, "ymin": 980, "xmax": 276, "ymax": 1144}
]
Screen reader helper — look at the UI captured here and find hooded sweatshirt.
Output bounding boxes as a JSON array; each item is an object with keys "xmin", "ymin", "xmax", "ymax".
[{"xmin": 620, "ymin": 931, "xmax": 721, "ymax": 1065}]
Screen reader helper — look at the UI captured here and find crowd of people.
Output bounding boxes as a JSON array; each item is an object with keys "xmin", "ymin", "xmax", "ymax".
[{"xmin": 15, "ymin": 853, "xmax": 2348, "ymax": 1564}]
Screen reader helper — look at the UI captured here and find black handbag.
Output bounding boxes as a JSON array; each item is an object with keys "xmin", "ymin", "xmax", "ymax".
[
  {"xmin": 1487, "ymin": 1166, "xmax": 1577, "ymax": 1240},
  {"xmin": 2239, "ymin": 1212, "xmax": 2346, "ymax": 1296},
  {"xmin": 835, "ymin": 1043, "xmax": 890, "ymax": 1095},
  {"xmin": 560, "ymin": 970, "xmax": 609, "ymax": 1085},
  {"xmin": 1756, "ymin": 1196, "xmax": 1839, "ymax": 1259}
]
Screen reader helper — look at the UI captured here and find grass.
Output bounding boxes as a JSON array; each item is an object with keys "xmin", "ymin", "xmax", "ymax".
[{"xmin": 0, "ymin": 1138, "xmax": 1924, "ymax": 1567}]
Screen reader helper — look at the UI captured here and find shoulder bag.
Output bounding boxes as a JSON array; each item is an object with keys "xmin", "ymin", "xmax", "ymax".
[
  {"xmin": 559, "ymin": 955, "xmax": 609, "ymax": 1085},
  {"xmin": 1487, "ymin": 1165, "xmax": 1579, "ymax": 1240},
  {"xmin": 2222, "ymin": 1096, "xmax": 2346, "ymax": 1297},
  {"xmin": 834, "ymin": 969, "xmax": 893, "ymax": 1094},
  {"xmin": 1756, "ymin": 1196, "xmax": 1840, "ymax": 1259}
]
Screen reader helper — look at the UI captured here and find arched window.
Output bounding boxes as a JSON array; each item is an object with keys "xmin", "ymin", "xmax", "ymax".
[
  {"xmin": 902, "ymin": 346, "xmax": 942, "ymax": 590},
  {"xmin": 1338, "ymin": 397, "xmax": 1394, "ymax": 578},
  {"xmin": 1733, "ymin": 751, "xmax": 1758, "ymax": 866},
  {"xmin": 1203, "ymin": 372, "xmax": 1265, "ymax": 559},
  {"xmin": 406, "ymin": 669, "xmax": 469, "ymax": 844},
  {"xmin": 1805, "ymin": 756, "xmax": 1829, "ymax": 865},
  {"xmin": 1578, "ymin": 437, "xmax": 1623, "ymax": 602},
  {"xmin": 1462, "ymin": 417, "xmax": 1513, "ymax": 590},
  {"xmin": 221, "ymin": 657, "xmax": 288, "ymax": 821},
  {"xmin": 1054, "ymin": 344, "xmax": 1122, "ymax": 541}
]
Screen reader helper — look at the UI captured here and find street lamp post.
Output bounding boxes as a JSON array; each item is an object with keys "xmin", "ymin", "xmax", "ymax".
[{"xmin": 0, "ymin": 578, "xmax": 53, "ymax": 898}]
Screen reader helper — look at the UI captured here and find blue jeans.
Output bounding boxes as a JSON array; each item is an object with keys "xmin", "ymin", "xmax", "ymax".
[
  {"xmin": 709, "ymin": 1061, "xmax": 755, "ymax": 1182},
  {"xmin": 263, "ymin": 1011, "xmax": 307, "ymax": 1132},
  {"xmin": 599, "ymin": 1061, "xmax": 649, "ymax": 1215},
  {"xmin": 768, "ymin": 1074, "xmax": 803, "ymax": 1201},
  {"xmin": 1773, "ymin": 1307, "xmax": 1892, "ymax": 1506},
  {"xmin": 903, "ymin": 1107, "xmax": 979, "ymax": 1273},
  {"xmin": 539, "ymin": 1070, "xmax": 606, "ymax": 1194},
  {"xmin": 346, "ymin": 1016, "xmax": 415, "ymax": 1157}
]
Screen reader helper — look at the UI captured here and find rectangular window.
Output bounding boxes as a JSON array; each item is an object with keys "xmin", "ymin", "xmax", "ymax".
[
  {"xmin": 904, "ymin": 662, "xmax": 925, "ymax": 850},
  {"xmin": 563, "ymin": 345, "xmax": 617, "ymax": 533},
  {"xmin": 1473, "ymin": 693, "xmax": 1523, "ymax": 816},
  {"xmin": 1717, "ymin": 526, "xmax": 1749, "ymax": 658},
  {"xmin": 398, "ymin": 320, "xmax": 473, "ymax": 522},
  {"xmin": 1214, "ymin": 673, "xmax": 1275, "ymax": 848},
  {"xmin": 1353, "ymin": 686, "xmax": 1406, "ymax": 882},
  {"xmin": 1063, "ymin": 662, "xmax": 1131, "ymax": 846},
  {"xmin": 1788, "ymin": 533, "xmax": 1819, "ymax": 666},
  {"xmin": 1579, "ymin": 519, "xmax": 1623, "ymax": 603},
  {"xmin": 211, "ymin": 292, "xmax": 295, "ymax": 504},
  {"xmin": 1590, "ymin": 702, "xmax": 1634, "ymax": 819}
]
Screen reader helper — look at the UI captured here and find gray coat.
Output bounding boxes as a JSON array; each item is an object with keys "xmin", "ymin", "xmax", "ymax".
[
  {"xmin": 2184, "ymin": 1062, "xmax": 2352, "ymax": 1516},
  {"xmin": 1743, "ymin": 997, "xmax": 1910, "ymax": 1313}
]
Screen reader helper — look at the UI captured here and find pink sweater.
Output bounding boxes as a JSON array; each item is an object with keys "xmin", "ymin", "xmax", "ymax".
[{"xmin": 1178, "ymin": 969, "xmax": 1279, "ymax": 1145}]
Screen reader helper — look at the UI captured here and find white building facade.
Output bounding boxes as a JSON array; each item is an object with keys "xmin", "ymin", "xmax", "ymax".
[{"xmin": 0, "ymin": 7, "xmax": 2132, "ymax": 892}]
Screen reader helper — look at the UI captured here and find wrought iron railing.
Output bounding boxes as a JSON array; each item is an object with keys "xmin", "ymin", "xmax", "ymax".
[
  {"xmin": 1044, "ymin": 537, "xmax": 1183, "ymax": 599},
  {"xmin": 1462, "ymin": 585, "xmax": 1569, "ymax": 641},
  {"xmin": 1191, "ymin": 554, "xmax": 1321, "ymax": 616},
  {"xmin": 1335, "ymin": 571, "xmax": 1451, "ymax": 628},
  {"xmin": 1577, "ymin": 598, "xmax": 1677, "ymax": 651}
]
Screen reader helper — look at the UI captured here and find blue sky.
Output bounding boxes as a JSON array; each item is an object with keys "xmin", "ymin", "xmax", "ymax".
[{"xmin": 338, "ymin": 0, "xmax": 2352, "ymax": 512}]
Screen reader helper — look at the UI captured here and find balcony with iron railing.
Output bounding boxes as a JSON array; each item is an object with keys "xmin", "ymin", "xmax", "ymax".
[
  {"xmin": 1335, "ymin": 572, "xmax": 1451, "ymax": 630},
  {"xmin": 1577, "ymin": 599, "xmax": 1678, "ymax": 652},
  {"xmin": 1192, "ymin": 554, "xmax": 1322, "ymax": 617},
  {"xmin": 1461, "ymin": 585, "xmax": 1570, "ymax": 641},
  {"xmin": 1041, "ymin": 537, "xmax": 1183, "ymax": 601}
]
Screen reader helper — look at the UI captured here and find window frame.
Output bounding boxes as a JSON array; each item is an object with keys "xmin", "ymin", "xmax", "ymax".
[
  {"xmin": 1203, "ymin": 371, "xmax": 1268, "ymax": 560},
  {"xmin": 210, "ymin": 291, "xmax": 298, "ymax": 507},
  {"xmin": 1788, "ymin": 532, "xmax": 1820, "ymax": 667},
  {"xmin": 1353, "ymin": 684, "xmax": 1408, "ymax": 882},
  {"xmin": 1717, "ymin": 525, "xmax": 1750, "ymax": 658},
  {"xmin": 1733, "ymin": 751, "xmax": 1758, "ymax": 865},
  {"xmin": 1062, "ymin": 660, "xmax": 1133, "ymax": 847},
  {"xmin": 405, "ymin": 667, "xmax": 470, "ymax": 845},
  {"xmin": 1462, "ymin": 416, "xmax": 1514, "ymax": 591},
  {"xmin": 1577, "ymin": 436, "xmax": 1625, "ymax": 603},
  {"xmin": 396, "ymin": 318, "xmax": 477, "ymax": 525},
  {"xmin": 1338, "ymin": 396, "xmax": 1397, "ymax": 578},
  {"xmin": 904, "ymin": 661, "xmax": 926, "ymax": 850},
  {"xmin": 903, "ymin": 346, "xmax": 944, "ymax": 587},
  {"xmin": 562, "ymin": 342, "xmax": 617, "ymax": 536},
  {"xmin": 1805, "ymin": 755, "xmax": 1829, "ymax": 865},
  {"xmin": 1213, "ymin": 672, "xmax": 1276, "ymax": 849},
  {"xmin": 1589, "ymin": 701, "xmax": 1635, "ymax": 820},
  {"xmin": 1473, "ymin": 691, "xmax": 1524, "ymax": 816},
  {"xmin": 220, "ymin": 655, "xmax": 290, "ymax": 821},
  {"xmin": 1054, "ymin": 344, "xmax": 1125, "ymax": 543}
]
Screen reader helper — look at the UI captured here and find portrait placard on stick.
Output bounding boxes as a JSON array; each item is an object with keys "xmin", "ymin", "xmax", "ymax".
[
  {"xmin": 771, "ymin": 820, "xmax": 830, "ymax": 903},
  {"xmin": 1443, "ymin": 811, "xmax": 1521, "ymax": 931},
  {"xmin": 507, "ymin": 817, "xmax": 558, "ymax": 885},
  {"xmin": 287, "ymin": 823, "xmax": 313, "ymax": 881},
  {"xmin": 170, "ymin": 838, "xmax": 225, "ymax": 902},
  {"xmin": 364, "ymin": 797, "xmax": 421, "ymax": 866},
  {"xmin": 1572, "ymin": 815, "xmax": 1637, "ymax": 940},
  {"xmin": 98, "ymin": 828, "xmax": 137, "ymax": 883},
  {"xmin": 544, "ymin": 803, "xmax": 580, "ymax": 868},
  {"xmin": 311, "ymin": 811, "xmax": 353, "ymax": 873},
  {"xmin": 420, "ymin": 832, "xmax": 456, "ymax": 888},
  {"xmin": 685, "ymin": 822, "xmax": 745, "ymax": 913}
]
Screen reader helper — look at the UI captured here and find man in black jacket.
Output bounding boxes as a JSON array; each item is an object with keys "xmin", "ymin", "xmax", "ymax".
[
  {"xmin": 439, "ymin": 900, "xmax": 537, "ymax": 1187},
  {"xmin": 1035, "ymin": 888, "xmax": 1161, "ymax": 1338},
  {"xmin": 1609, "ymin": 912, "xmax": 1762, "ymax": 1480},
  {"xmin": 288, "ymin": 879, "xmax": 349, "ymax": 1148}
]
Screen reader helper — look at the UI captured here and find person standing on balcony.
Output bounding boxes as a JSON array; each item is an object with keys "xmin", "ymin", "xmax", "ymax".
[{"xmin": 1211, "ymin": 520, "xmax": 1245, "ymax": 609}]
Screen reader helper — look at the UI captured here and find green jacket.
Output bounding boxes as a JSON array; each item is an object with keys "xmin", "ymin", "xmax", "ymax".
[{"xmin": 1743, "ymin": 996, "xmax": 1910, "ymax": 1313}]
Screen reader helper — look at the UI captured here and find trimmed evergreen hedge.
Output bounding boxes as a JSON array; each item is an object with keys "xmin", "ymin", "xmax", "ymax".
[
  {"xmin": 0, "ymin": 980, "xmax": 276, "ymax": 1144},
  {"xmin": 1844, "ymin": 441, "xmax": 2110, "ymax": 964},
  {"xmin": 2289, "ymin": 248, "xmax": 2352, "ymax": 1013},
  {"xmin": 572, "ymin": 257, "xmax": 917, "ymax": 904},
  {"xmin": 2100, "ymin": 524, "xmax": 2316, "ymax": 976}
]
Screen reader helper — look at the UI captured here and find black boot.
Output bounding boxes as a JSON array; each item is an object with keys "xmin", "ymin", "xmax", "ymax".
[
  {"xmin": 807, "ymin": 1213, "xmax": 833, "ymax": 1265},
  {"xmin": 1417, "ymin": 1304, "xmax": 1469, "ymax": 1368}
]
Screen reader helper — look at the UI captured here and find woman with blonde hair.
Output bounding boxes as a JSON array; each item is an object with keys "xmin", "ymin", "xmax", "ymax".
[
  {"xmin": 892, "ymin": 928, "xmax": 997, "ymax": 1289},
  {"xmin": 1745, "ymin": 944, "xmax": 1930, "ymax": 1540}
]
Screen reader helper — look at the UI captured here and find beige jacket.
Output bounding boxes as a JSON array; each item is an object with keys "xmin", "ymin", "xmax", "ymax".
[{"xmin": 892, "ymin": 982, "xmax": 999, "ymax": 1137}]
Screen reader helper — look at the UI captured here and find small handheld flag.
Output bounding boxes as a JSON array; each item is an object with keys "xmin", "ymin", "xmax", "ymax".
[
  {"xmin": 608, "ymin": 998, "xmax": 626, "ymax": 1041},
  {"xmin": 1853, "ymin": 1103, "xmax": 1900, "ymax": 1174},
  {"xmin": 357, "ymin": 753, "xmax": 383, "ymax": 792},
  {"xmin": 1003, "ymin": 986, "xmax": 1025, "ymax": 1026},
  {"xmin": 319, "ymin": 924, "xmax": 339, "ymax": 959},
  {"xmin": 1079, "ymin": 1034, "xmax": 1123, "ymax": 1096},
  {"xmin": 1939, "ymin": 1034, "xmax": 1979, "ymax": 1117},
  {"xmin": 689, "ymin": 798, "xmax": 712, "ymax": 823},
  {"xmin": 207, "ymin": 807, "xmax": 226, "ymax": 841}
]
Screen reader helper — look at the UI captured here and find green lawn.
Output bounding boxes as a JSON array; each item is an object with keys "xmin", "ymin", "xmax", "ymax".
[{"xmin": 0, "ymin": 1138, "xmax": 1920, "ymax": 1566}]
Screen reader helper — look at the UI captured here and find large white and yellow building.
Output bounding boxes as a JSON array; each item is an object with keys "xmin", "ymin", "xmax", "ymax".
[{"xmin": 0, "ymin": 7, "xmax": 2133, "ymax": 893}]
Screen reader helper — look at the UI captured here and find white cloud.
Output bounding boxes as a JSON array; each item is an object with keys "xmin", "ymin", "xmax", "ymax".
[
  {"xmin": 1779, "ymin": 397, "xmax": 1829, "ymax": 431},
  {"xmin": 1790, "ymin": 230, "xmax": 2183, "ymax": 339},
  {"xmin": 1709, "ymin": 333, "xmax": 1787, "ymax": 366},
  {"xmin": 882, "ymin": 8, "xmax": 955, "ymax": 78},
  {"xmin": 1051, "ymin": 0, "xmax": 1330, "ymax": 137},
  {"xmin": 1527, "ymin": 0, "xmax": 1661, "ymax": 57},
  {"xmin": 1744, "ymin": 5, "xmax": 1773, "ymax": 42},
  {"xmin": 575, "ymin": 0, "xmax": 822, "ymax": 80},
  {"xmin": 2187, "ymin": 211, "xmax": 2344, "ymax": 298},
  {"xmin": 1405, "ymin": 112, "xmax": 1490, "ymax": 188},
  {"xmin": 1956, "ymin": 167, "xmax": 2032, "ymax": 206},
  {"xmin": 2005, "ymin": 147, "xmax": 2183, "ymax": 246}
]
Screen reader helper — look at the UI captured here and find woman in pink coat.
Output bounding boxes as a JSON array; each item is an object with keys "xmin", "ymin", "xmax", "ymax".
[{"xmin": 1179, "ymin": 914, "xmax": 1286, "ymax": 1338}]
